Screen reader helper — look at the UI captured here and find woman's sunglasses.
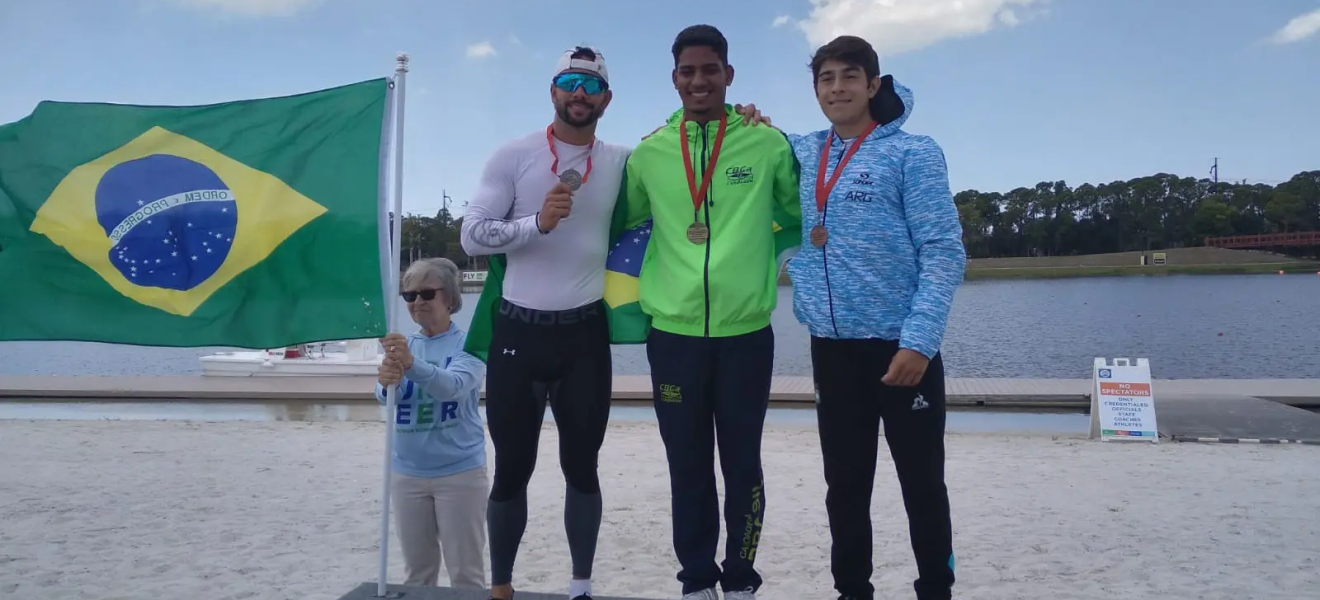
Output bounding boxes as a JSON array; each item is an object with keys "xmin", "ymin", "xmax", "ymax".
[
  {"xmin": 553, "ymin": 72, "xmax": 608, "ymax": 95},
  {"xmin": 401, "ymin": 289, "xmax": 441, "ymax": 303}
]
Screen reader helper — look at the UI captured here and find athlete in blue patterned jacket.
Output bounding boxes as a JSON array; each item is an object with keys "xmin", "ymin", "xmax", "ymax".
[{"xmin": 783, "ymin": 35, "xmax": 966, "ymax": 600}]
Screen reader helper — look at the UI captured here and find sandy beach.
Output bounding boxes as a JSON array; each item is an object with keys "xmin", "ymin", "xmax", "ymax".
[{"xmin": 1, "ymin": 419, "xmax": 1316, "ymax": 600}]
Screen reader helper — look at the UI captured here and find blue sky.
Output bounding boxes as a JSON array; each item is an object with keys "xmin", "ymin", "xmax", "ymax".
[{"xmin": 1, "ymin": 0, "xmax": 1317, "ymax": 218}]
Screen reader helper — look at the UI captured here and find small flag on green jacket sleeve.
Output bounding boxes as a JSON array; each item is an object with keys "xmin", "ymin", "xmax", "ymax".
[{"xmin": 0, "ymin": 78, "xmax": 392, "ymax": 348}]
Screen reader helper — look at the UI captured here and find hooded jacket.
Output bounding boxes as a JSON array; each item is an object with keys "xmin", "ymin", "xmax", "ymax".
[
  {"xmin": 618, "ymin": 104, "xmax": 801, "ymax": 338},
  {"xmin": 785, "ymin": 76, "xmax": 967, "ymax": 359}
]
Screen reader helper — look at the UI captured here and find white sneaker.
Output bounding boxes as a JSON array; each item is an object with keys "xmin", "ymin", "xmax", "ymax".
[
  {"xmin": 724, "ymin": 588, "xmax": 756, "ymax": 600},
  {"xmin": 681, "ymin": 588, "xmax": 719, "ymax": 600}
]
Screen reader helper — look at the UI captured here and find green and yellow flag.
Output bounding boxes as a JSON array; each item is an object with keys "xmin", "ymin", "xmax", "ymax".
[{"xmin": 0, "ymin": 78, "xmax": 392, "ymax": 348}]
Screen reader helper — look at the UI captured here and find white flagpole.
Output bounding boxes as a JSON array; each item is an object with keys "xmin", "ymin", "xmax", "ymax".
[{"xmin": 377, "ymin": 51, "xmax": 409, "ymax": 599}]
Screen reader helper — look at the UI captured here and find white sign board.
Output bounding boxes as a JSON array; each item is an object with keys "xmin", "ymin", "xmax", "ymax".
[
  {"xmin": 461, "ymin": 270, "xmax": 488, "ymax": 283},
  {"xmin": 1089, "ymin": 357, "xmax": 1159, "ymax": 443}
]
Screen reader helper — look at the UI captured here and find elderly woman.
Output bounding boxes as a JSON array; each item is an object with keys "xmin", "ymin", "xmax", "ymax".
[{"xmin": 375, "ymin": 257, "xmax": 488, "ymax": 589}]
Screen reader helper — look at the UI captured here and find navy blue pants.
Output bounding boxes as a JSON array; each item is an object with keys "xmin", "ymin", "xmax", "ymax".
[{"xmin": 646, "ymin": 325, "xmax": 773, "ymax": 596}]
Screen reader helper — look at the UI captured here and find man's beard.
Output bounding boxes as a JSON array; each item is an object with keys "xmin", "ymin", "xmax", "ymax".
[{"xmin": 557, "ymin": 101, "xmax": 601, "ymax": 127}]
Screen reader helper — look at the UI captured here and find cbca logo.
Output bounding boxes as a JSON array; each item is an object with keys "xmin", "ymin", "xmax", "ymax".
[
  {"xmin": 1098, "ymin": 369, "xmax": 1112, "ymax": 378},
  {"xmin": 725, "ymin": 166, "xmax": 753, "ymax": 185},
  {"xmin": 659, "ymin": 383, "xmax": 682, "ymax": 403}
]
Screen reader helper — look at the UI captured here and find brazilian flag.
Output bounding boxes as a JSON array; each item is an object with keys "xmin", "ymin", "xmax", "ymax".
[
  {"xmin": 0, "ymin": 78, "xmax": 392, "ymax": 348},
  {"xmin": 463, "ymin": 190, "xmax": 801, "ymax": 363}
]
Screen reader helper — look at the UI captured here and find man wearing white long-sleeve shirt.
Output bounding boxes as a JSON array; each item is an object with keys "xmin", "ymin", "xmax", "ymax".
[{"xmin": 458, "ymin": 46, "xmax": 628, "ymax": 600}]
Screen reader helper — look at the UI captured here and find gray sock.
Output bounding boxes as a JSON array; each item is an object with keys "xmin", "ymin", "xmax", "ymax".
[
  {"xmin": 564, "ymin": 484, "xmax": 603, "ymax": 580},
  {"xmin": 488, "ymin": 491, "xmax": 528, "ymax": 586}
]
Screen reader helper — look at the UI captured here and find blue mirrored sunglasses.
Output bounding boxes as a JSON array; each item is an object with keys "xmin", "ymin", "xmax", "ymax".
[{"xmin": 553, "ymin": 72, "xmax": 608, "ymax": 95}]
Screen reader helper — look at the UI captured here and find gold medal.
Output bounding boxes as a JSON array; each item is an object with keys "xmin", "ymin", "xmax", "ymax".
[
  {"xmin": 809, "ymin": 224, "xmax": 829, "ymax": 248},
  {"xmin": 686, "ymin": 222, "xmax": 709, "ymax": 244}
]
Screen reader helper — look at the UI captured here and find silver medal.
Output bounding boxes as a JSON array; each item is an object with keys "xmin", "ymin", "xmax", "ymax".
[{"xmin": 559, "ymin": 168, "xmax": 583, "ymax": 191}]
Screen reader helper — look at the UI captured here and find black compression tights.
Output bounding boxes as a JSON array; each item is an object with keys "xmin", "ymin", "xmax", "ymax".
[{"xmin": 484, "ymin": 299, "xmax": 612, "ymax": 587}]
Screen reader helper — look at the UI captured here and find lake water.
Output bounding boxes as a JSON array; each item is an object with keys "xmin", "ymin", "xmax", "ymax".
[{"xmin": 2, "ymin": 274, "xmax": 1317, "ymax": 379}]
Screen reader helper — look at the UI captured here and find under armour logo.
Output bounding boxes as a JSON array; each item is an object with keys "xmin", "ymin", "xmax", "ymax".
[
  {"xmin": 502, "ymin": 348, "xmax": 515, "ymax": 355},
  {"xmin": 911, "ymin": 394, "xmax": 929, "ymax": 411}
]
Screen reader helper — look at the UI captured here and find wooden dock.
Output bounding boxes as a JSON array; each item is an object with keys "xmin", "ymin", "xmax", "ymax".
[{"xmin": 0, "ymin": 375, "xmax": 1316, "ymax": 409}]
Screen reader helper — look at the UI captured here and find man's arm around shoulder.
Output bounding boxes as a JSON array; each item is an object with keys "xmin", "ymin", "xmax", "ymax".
[
  {"xmin": 770, "ymin": 129, "xmax": 801, "ymax": 223},
  {"xmin": 898, "ymin": 134, "xmax": 967, "ymax": 360}
]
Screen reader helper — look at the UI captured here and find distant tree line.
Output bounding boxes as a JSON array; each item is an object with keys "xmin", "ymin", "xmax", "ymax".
[
  {"xmin": 956, "ymin": 170, "xmax": 1320, "ymax": 258},
  {"xmin": 393, "ymin": 169, "xmax": 1320, "ymax": 266},
  {"xmin": 391, "ymin": 206, "xmax": 483, "ymax": 271}
]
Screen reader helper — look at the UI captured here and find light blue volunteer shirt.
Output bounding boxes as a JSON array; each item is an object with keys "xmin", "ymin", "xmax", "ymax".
[{"xmin": 374, "ymin": 325, "xmax": 487, "ymax": 478}]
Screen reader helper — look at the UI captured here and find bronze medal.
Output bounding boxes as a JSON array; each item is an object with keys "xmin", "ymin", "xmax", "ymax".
[
  {"xmin": 686, "ymin": 222, "xmax": 709, "ymax": 244},
  {"xmin": 814, "ymin": 121, "xmax": 880, "ymax": 246},
  {"xmin": 809, "ymin": 224, "xmax": 829, "ymax": 247},
  {"xmin": 680, "ymin": 116, "xmax": 727, "ymax": 248}
]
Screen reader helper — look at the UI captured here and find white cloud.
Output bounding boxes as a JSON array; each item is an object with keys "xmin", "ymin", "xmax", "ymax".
[
  {"xmin": 1269, "ymin": 8, "xmax": 1320, "ymax": 44},
  {"xmin": 508, "ymin": 34, "xmax": 523, "ymax": 46},
  {"xmin": 466, "ymin": 42, "xmax": 497, "ymax": 59},
  {"xmin": 156, "ymin": 0, "xmax": 321, "ymax": 17},
  {"xmin": 798, "ymin": 0, "xmax": 1048, "ymax": 57},
  {"xmin": 772, "ymin": 15, "xmax": 792, "ymax": 28}
]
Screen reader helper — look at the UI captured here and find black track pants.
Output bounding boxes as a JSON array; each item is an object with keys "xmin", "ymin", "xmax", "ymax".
[{"xmin": 811, "ymin": 336, "xmax": 955, "ymax": 600}]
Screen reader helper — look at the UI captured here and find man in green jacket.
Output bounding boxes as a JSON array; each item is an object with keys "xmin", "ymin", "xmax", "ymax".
[{"xmin": 618, "ymin": 24, "xmax": 801, "ymax": 600}]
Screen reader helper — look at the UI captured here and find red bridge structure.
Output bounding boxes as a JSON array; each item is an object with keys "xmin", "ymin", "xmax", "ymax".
[{"xmin": 1204, "ymin": 230, "xmax": 1320, "ymax": 249}]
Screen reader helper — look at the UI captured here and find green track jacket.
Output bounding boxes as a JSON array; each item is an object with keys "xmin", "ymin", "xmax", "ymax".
[{"xmin": 619, "ymin": 104, "xmax": 801, "ymax": 338}]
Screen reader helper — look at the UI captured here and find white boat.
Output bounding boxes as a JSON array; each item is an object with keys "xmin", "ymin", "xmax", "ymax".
[{"xmin": 200, "ymin": 339, "xmax": 382, "ymax": 377}]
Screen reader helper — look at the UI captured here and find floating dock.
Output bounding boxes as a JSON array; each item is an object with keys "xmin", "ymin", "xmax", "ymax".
[
  {"xmin": 0, "ymin": 375, "xmax": 1316, "ymax": 409},
  {"xmin": 1154, "ymin": 394, "xmax": 1320, "ymax": 444}
]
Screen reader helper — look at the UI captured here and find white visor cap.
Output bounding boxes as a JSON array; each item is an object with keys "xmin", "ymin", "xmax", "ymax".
[{"xmin": 554, "ymin": 46, "xmax": 609, "ymax": 84}]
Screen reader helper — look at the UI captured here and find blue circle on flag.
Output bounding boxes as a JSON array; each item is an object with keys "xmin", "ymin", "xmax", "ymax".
[{"xmin": 95, "ymin": 154, "xmax": 238, "ymax": 291}]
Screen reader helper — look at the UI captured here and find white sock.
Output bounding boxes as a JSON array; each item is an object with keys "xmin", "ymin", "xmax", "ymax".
[{"xmin": 568, "ymin": 578, "xmax": 592, "ymax": 597}]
